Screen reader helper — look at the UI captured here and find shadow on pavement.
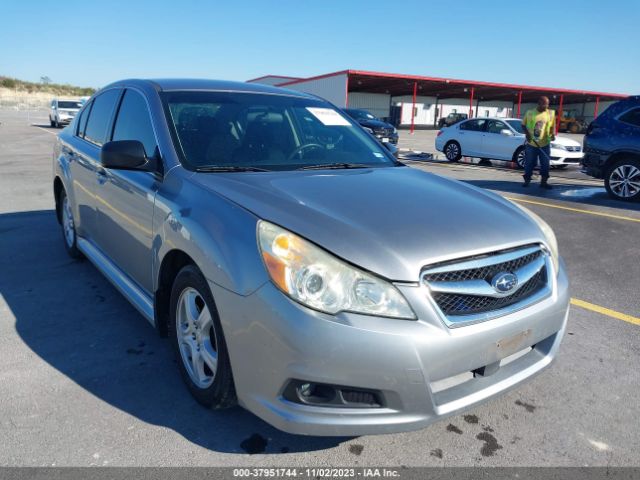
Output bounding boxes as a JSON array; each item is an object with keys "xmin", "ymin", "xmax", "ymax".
[
  {"xmin": 0, "ymin": 210, "xmax": 346, "ymax": 455},
  {"xmin": 463, "ymin": 180, "xmax": 640, "ymax": 213}
]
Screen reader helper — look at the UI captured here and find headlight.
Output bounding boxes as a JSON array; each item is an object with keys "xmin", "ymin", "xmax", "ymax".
[
  {"xmin": 258, "ymin": 221, "xmax": 416, "ymax": 319},
  {"xmin": 512, "ymin": 203, "xmax": 559, "ymax": 274},
  {"xmin": 550, "ymin": 142, "xmax": 566, "ymax": 150}
]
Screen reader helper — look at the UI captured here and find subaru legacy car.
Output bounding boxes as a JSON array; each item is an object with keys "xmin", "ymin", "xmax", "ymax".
[
  {"xmin": 436, "ymin": 117, "xmax": 583, "ymax": 169},
  {"xmin": 52, "ymin": 79, "xmax": 570, "ymax": 436}
]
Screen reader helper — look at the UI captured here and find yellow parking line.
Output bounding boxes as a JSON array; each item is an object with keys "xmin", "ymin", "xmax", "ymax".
[
  {"xmin": 571, "ymin": 298, "xmax": 640, "ymax": 326},
  {"xmin": 506, "ymin": 197, "xmax": 640, "ymax": 224}
]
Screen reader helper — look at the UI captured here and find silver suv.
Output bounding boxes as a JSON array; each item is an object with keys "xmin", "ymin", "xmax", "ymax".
[
  {"xmin": 49, "ymin": 99, "xmax": 82, "ymax": 128},
  {"xmin": 52, "ymin": 79, "xmax": 570, "ymax": 436}
]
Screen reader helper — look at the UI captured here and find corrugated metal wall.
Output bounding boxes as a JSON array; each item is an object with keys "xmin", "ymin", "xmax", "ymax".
[
  {"xmin": 282, "ymin": 74, "xmax": 348, "ymax": 107},
  {"xmin": 347, "ymin": 92, "xmax": 391, "ymax": 119}
]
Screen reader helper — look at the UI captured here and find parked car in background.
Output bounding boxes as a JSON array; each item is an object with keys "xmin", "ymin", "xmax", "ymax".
[
  {"xmin": 344, "ymin": 108, "xmax": 399, "ymax": 144},
  {"xmin": 438, "ymin": 112, "xmax": 468, "ymax": 129},
  {"xmin": 435, "ymin": 117, "xmax": 583, "ymax": 169},
  {"xmin": 582, "ymin": 96, "xmax": 640, "ymax": 201},
  {"xmin": 53, "ymin": 79, "xmax": 569, "ymax": 436},
  {"xmin": 49, "ymin": 99, "xmax": 82, "ymax": 128}
]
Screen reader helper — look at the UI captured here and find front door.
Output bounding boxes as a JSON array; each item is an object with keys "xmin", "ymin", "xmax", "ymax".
[{"xmin": 94, "ymin": 88, "xmax": 160, "ymax": 294}]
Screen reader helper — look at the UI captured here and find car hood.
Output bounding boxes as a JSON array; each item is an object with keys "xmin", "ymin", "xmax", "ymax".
[
  {"xmin": 357, "ymin": 119, "xmax": 394, "ymax": 130},
  {"xmin": 191, "ymin": 167, "xmax": 544, "ymax": 281}
]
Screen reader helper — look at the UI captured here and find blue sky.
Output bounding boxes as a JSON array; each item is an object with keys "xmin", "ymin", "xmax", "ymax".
[{"xmin": 1, "ymin": 0, "xmax": 638, "ymax": 93}]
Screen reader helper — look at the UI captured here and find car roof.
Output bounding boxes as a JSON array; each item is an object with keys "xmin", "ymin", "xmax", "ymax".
[{"xmin": 100, "ymin": 78, "xmax": 316, "ymax": 99}]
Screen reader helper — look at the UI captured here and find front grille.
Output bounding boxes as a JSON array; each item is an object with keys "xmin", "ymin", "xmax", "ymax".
[
  {"xmin": 432, "ymin": 268, "xmax": 546, "ymax": 316},
  {"xmin": 423, "ymin": 250, "xmax": 542, "ymax": 283},
  {"xmin": 565, "ymin": 146, "xmax": 581, "ymax": 152},
  {"xmin": 373, "ymin": 127, "xmax": 394, "ymax": 136},
  {"xmin": 422, "ymin": 245, "xmax": 550, "ymax": 325}
]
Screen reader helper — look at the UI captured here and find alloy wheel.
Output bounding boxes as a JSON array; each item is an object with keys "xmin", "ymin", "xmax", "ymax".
[
  {"xmin": 62, "ymin": 195, "xmax": 75, "ymax": 248},
  {"xmin": 609, "ymin": 164, "xmax": 640, "ymax": 198},
  {"xmin": 176, "ymin": 287, "xmax": 218, "ymax": 389},
  {"xmin": 445, "ymin": 143, "xmax": 460, "ymax": 161}
]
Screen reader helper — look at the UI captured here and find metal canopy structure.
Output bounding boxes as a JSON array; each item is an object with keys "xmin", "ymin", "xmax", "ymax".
[{"xmin": 275, "ymin": 69, "xmax": 628, "ymax": 133}]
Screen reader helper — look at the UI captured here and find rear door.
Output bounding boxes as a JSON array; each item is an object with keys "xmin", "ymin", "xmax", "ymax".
[
  {"xmin": 481, "ymin": 119, "xmax": 522, "ymax": 160},
  {"xmin": 458, "ymin": 119, "xmax": 487, "ymax": 157},
  {"xmin": 93, "ymin": 88, "xmax": 160, "ymax": 293},
  {"xmin": 66, "ymin": 89, "xmax": 121, "ymax": 241}
]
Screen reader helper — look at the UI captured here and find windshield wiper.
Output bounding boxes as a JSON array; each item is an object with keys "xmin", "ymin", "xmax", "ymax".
[
  {"xmin": 296, "ymin": 163, "xmax": 371, "ymax": 171},
  {"xmin": 194, "ymin": 165, "xmax": 270, "ymax": 173}
]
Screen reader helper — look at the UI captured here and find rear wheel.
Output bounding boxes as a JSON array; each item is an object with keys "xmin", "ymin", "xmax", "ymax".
[
  {"xmin": 59, "ymin": 189, "xmax": 81, "ymax": 258},
  {"xmin": 169, "ymin": 265, "xmax": 237, "ymax": 409},
  {"xmin": 605, "ymin": 158, "xmax": 640, "ymax": 202},
  {"xmin": 444, "ymin": 141, "xmax": 461, "ymax": 162},
  {"xmin": 513, "ymin": 147, "xmax": 526, "ymax": 169}
]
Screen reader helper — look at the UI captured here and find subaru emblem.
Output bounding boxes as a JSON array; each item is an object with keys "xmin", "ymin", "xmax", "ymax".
[{"xmin": 492, "ymin": 272, "xmax": 518, "ymax": 293}]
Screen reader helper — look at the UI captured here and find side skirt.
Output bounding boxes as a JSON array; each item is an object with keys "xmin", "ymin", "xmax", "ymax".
[{"xmin": 77, "ymin": 237, "xmax": 155, "ymax": 326}]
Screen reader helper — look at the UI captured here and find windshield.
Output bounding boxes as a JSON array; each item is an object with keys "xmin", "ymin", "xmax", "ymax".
[
  {"xmin": 506, "ymin": 120, "xmax": 524, "ymax": 134},
  {"xmin": 347, "ymin": 109, "xmax": 377, "ymax": 120},
  {"xmin": 163, "ymin": 92, "xmax": 396, "ymax": 171},
  {"xmin": 58, "ymin": 101, "xmax": 82, "ymax": 109}
]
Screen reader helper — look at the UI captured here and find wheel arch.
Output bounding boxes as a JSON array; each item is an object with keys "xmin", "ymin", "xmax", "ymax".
[
  {"xmin": 606, "ymin": 151, "xmax": 640, "ymax": 171},
  {"xmin": 154, "ymin": 249, "xmax": 197, "ymax": 337}
]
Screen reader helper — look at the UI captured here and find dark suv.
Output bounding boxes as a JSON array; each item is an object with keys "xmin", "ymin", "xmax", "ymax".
[
  {"xmin": 344, "ymin": 108, "xmax": 399, "ymax": 145},
  {"xmin": 438, "ymin": 113, "xmax": 468, "ymax": 129},
  {"xmin": 582, "ymin": 96, "xmax": 640, "ymax": 201}
]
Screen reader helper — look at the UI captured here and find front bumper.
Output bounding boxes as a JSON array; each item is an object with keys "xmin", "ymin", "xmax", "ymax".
[
  {"xmin": 549, "ymin": 148, "xmax": 583, "ymax": 166},
  {"xmin": 210, "ymin": 259, "xmax": 570, "ymax": 436},
  {"xmin": 374, "ymin": 133, "xmax": 399, "ymax": 145}
]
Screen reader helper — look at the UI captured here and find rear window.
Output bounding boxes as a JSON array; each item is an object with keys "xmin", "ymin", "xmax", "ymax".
[
  {"xmin": 460, "ymin": 119, "xmax": 486, "ymax": 131},
  {"xmin": 619, "ymin": 108, "xmax": 640, "ymax": 127},
  {"xmin": 83, "ymin": 89, "xmax": 121, "ymax": 146}
]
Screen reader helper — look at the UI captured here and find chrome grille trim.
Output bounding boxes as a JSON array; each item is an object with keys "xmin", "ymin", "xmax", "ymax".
[{"xmin": 421, "ymin": 245, "xmax": 552, "ymax": 328}]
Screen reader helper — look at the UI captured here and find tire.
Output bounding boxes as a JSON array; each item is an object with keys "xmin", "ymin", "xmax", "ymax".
[
  {"xmin": 556, "ymin": 165, "xmax": 568, "ymax": 170},
  {"xmin": 49, "ymin": 116, "xmax": 55, "ymax": 128},
  {"xmin": 604, "ymin": 158, "xmax": 640, "ymax": 202},
  {"xmin": 59, "ymin": 189, "xmax": 82, "ymax": 258},
  {"xmin": 169, "ymin": 265, "xmax": 237, "ymax": 409},
  {"xmin": 444, "ymin": 141, "xmax": 461, "ymax": 162},
  {"xmin": 513, "ymin": 147, "xmax": 526, "ymax": 169},
  {"xmin": 55, "ymin": 119, "xmax": 60, "ymax": 128}
]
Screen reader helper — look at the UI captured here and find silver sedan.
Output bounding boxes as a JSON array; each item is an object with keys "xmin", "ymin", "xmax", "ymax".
[{"xmin": 52, "ymin": 79, "xmax": 570, "ymax": 436}]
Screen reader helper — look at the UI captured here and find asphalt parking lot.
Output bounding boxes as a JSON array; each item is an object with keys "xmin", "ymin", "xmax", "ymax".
[{"xmin": 0, "ymin": 109, "xmax": 639, "ymax": 467}]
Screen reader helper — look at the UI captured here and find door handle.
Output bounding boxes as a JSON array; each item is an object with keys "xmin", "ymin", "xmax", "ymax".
[{"xmin": 96, "ymin": 169, "xmax": 108, "ymax": 185}]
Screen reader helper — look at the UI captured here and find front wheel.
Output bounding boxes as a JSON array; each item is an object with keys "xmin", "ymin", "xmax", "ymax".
[
  {"xmin": 605, "ymin": 159, "xmax": 640, "ymax": 202},
  {"xmin": 444, "ymin": 141, "xmax": 461, "ymax": 162},
  {"xmin": 513, "ymin": 147, "xmax": 526, "ymax": 169},
  {"xmin": 170, "ymin": 265, "xmax": 237, "ymax": 409},
  {"xmin": 49, "ymin": 116, "xmax": 55, "ymax": 128}
]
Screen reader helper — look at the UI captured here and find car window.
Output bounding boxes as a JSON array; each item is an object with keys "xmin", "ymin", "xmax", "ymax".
[
  {"xmin": 58, "ymin": 101, "xmax": 82, "ymax": 109},
  {"xmin": 76, "ymin": 101, "xmax": 92, "ymax": 138},
  {"xmin": 460, "ymin": 119, "xmax": 486, "ymax": 131},
  {"xmin": 163, "ymin": 91, "xmax": 395, "ymax": 171},
  {"xmin": 506, "ymin": 120, "xmax": 525, "ymax": 134},
  {"xmin": 83, "ymin": 89, "xmax": 121, "ymax": 146},
  {"xmin": 619, "ymin": 108, "xmax": 640, "ymax": 127},
  {"xmin": 486, "ymin": 120, "xmax": 507, "ymax": 134},
  {"xmin": 112, "ymin": 89, "xmax": 157, "ymax": 157}
]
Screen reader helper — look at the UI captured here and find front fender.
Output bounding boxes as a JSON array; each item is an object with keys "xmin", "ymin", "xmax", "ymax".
[{"xmin": 153, "ymin": 169, "xmax": 269, "ymax": 296}]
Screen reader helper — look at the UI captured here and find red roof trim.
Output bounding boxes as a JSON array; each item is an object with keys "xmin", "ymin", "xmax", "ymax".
[
  {"xmin": 246, "ymin": 74, "xmax": 302, "ymax": 83},
  {"xmin": 347, "ymin": 69, "xmax": 628, "ymax": 99},
  {"xmin": 276, "ymin": 70, "xmax": 350, "ymax": 87}
]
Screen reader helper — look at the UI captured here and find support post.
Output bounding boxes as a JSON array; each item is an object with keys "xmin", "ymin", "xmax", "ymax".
[
  {"xmin": 410, "ymin": 81, "xmax": 417, "ymax": 134},
  {"xmin": 469, "ymin": 87, "xmax": 475, "ymax": 118},
  {"xmin": 555, "ymin": 94, "xmax": 564, "ymax": 135},
  {"xmin": 433, "ymin": 96, "xmax": 439, "ymax": 129},
  {"xmin": 594, "ymin": 96, "xmax": 600, "ymax": 119},
  {"xmin": 517, "ymin": 90, "xmax": 522, "ymax": 117},
  {"xmin": 475, "ymin": 100, "xmax": 480, "ymax": 118}
]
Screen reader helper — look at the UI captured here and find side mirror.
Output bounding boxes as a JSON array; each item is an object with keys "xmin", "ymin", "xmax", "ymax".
[
  {"xmin": 500, "ymin": 129, "xmax": 513, "ymax": 136},
  {"xmin": 101, "ymin": 140, "xmax": 155, "ymax": 171}
]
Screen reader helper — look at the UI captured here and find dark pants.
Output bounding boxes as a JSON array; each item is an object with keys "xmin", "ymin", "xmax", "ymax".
[{"xmin": 524, "ymin": 144, "xmax": 551, "ymax": 181}]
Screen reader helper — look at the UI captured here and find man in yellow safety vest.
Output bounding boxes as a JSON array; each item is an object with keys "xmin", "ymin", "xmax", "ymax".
[{"xmin": 522, "ymin": 96, "xmax": 556, "ymax": 189}]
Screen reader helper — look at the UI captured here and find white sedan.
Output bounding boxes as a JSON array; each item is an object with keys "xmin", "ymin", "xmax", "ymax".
[{"xmin": 435, "ymin": 117, "xmax": 584, "ymax": 169}]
